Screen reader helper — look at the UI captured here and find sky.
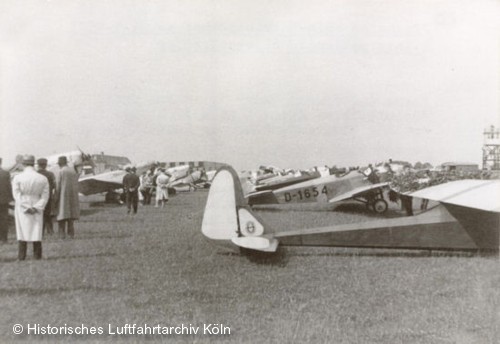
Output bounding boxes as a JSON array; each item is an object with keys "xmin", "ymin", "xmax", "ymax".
[{"xmin": 1, "ymin": 0, "xmax": 498, "ymax": 171}]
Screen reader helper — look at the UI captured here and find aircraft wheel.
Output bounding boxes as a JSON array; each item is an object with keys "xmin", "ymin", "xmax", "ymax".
[{"xmin": 372, "ymin": 199, "xmax": 388, "ymax": 214}]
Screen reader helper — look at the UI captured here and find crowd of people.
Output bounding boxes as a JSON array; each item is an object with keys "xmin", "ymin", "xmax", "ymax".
[
  {"xmin": 122, "ymin": 166, "xmax": 171, "ymax": 215},
  {"xmin": 0, "ymin": 155, "xmax": 80, "ymax": 260},
  {"xmin": 0, "ymin": 156, "xmax": 176, "ymax": 260}
]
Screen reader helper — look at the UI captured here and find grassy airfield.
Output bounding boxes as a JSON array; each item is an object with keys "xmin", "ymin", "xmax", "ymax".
[{"xmin": 0, "ymin": 191, "xmax": 498, "ymax": 343}]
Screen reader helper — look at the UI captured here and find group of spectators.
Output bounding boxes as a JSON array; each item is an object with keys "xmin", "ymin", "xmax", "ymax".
[
  {"xmin": 122, "ymin": 166, "xmax": 171, "ymax": 215},
  {"xmin": 388, "ymin": 168, "xmax": 493, "ymax": 194},
  {"xmin": 354, "ymin": 159, "xmax": 496, "ymax": 216},
  {"xmin": 0, "ymin": 155, "xmax": 80, "ymax": 260}
]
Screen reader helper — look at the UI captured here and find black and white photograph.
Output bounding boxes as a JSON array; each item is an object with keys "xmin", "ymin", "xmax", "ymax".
[{"xmin": 0, "ymin": 0, "xmax": 499, "ymax": 342}]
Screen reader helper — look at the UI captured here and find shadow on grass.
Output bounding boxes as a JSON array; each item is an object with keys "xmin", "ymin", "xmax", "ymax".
[
  {"xmin": 43, "ymin": 232, "xmax": 133, "ymax": 243},
  {"xmin": 0, "ymin": 286, "xmax": 115, "ymax": 297},
  {"xmin": 219, "ymin": 247, "xmax": 289, "ymax": 266},
  {"xmin": 0, "ymin": 257, "xmax": 19, "ymax": 263},
  {"xmin": 287, "ymin": 248, "xmax": 480, "ymax": 258},
  {"xmin": 0, "ymin": 252, "xmax": 117, "ymax": 263},
  {"xmin": 167, "ymin": 202, "xmax": 195, "ymax": 207},
  {"xmin": 80, "ymin": 208, "xmax": 107, "ymax": 216},
  {"xmin": 88, "ymin": 201, "xmax": 122, "ymax": 208},
  {"xmin": 45, "ymin": 252, "xmax": 117, "ymax": 261},
  {"xmin": 218, "ymin": 247, "xmax": 483, "ymax": 261},
  {"xmin": 55, "ymin": 234, "xmax": 133, "ymax": 241}
]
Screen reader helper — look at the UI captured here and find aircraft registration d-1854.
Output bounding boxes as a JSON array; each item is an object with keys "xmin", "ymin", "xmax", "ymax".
[
  {"xmin": 201, "ymin": 166, "xmax": 500, "ymax": 255},
  {"xmin": 246, "ymin": 170, "xmax": 391, "ymax": 214}
]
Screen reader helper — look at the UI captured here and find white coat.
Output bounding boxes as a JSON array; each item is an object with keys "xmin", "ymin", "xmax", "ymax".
[
  {"xmin": 12, "ymin": 166, "xmax": 49, "ymax": 242},
  {"xmin": 156, "ymin": 173, "xmax": 170, "ymax": 201}
]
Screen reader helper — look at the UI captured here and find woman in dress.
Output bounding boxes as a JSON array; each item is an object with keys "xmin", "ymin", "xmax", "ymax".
[{"xmin": 155, "ymin": 169, "xmax": 170, "ymax": 208}]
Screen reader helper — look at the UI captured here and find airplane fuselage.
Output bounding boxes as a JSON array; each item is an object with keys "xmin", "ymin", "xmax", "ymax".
[{"xmin": 247, "ymin": 172, "xmax": 378, "ymax": 206}]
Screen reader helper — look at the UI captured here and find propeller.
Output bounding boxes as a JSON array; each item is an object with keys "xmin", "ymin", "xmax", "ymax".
[{"xmin": 77, "ymin": 146, "xmax": 96, "ymax": 173}]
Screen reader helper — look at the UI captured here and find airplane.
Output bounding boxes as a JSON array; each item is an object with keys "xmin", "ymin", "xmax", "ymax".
[
  {"xmin": 246, "ymin": 168, "xmax": 391, "ymax": 213},
  {"xmin": 6, "ymin": 149, "xmax": 94, "ymax": 213},
  {"xmin": 78, "ymin": 162, "xmax": 206, "ymax": 197},
  {"xmin": 78, "ymin": 160, "xmax": 157, "ymax": 196},
  {"xmin": 168, "ymin": 169, "xmax": 211, "ymax": 191},
  {"xmin": 165, "ymin": 165, "xmax": 190, "ymax": 181},
  {"xmin": 250, "ymin": 170, "xmax": 320, "ymax": 193},
  {"xmin": 7, "ymin": 149, "xmax": 94, "ymax": 177},
  {"xmin": 201, "ymin": 166, "xmax": 500, "ymax": 254}
]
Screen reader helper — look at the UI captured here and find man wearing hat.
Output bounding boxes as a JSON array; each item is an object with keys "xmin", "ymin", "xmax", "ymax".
[
  {"xmin": 37, "ymin": 158, "xmax": 56, "ymax": 235},
  {"xmin": 11, "ymin": 155, "xmax": 49, "ymax": 260},
  {"xmin": 0, "ymin": 157, "xmax": 13, "ymax": 243},
  {"xmin": 123, "ymin": 166, "xmax": 140, "ymax": 214},
  {"xmin": 54, "ymin": 156, "xmax": 80, "ymax": 239}
]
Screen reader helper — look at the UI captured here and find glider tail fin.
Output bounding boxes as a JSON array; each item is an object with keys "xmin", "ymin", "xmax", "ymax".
[{"xmin": 201, "ymin": 166, "xmax": 278, "ymax": 252}]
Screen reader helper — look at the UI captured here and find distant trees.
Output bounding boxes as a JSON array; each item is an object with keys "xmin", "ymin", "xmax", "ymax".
[{"xmin": 414, "ymin": 162, "xmax": 433, "ymax": 169}]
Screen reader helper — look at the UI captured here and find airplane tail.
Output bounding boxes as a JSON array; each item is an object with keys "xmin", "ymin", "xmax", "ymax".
[{"xmin": 201, "ymin": 166, "xmax": 278, "ymax": 252}]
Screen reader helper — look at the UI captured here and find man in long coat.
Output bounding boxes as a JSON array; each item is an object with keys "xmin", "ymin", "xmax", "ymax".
[
  {"xmin": 54, "ymin": 156, "xmax": 80, "ymax": 239},
  {"xmin": 0, "ymin": 157, "xmax": 13, "ymax": 243},
  {"xmin": 123, "ymin": 167, "xmax": 140, "ymax": 214},
  {"xmin": 37, "ymin": 158, "xmax": 56, "ymax": 236},
  {"xmin": 12, "ymin": 155, "xmax": 49, "ymax": 260}
]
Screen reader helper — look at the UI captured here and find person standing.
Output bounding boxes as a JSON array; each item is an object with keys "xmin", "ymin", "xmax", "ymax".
[
  {"xmin": 12, "ymin": 155, "xmax": 49, "ymax": 260},
  {"xmin": 0, "ymin": 158, "xmax": 13, "ymax": 243},
  {"xmin": 54, "ymin": 156, "xmax": 80, "ymax": 239},
  {"xmin": 123, "ymin": 167, "xmax": 140, "ymax": 214},
  {"xmin": 37, "ymin": 158, "xmax": 56, "ymax": 236},
  {"xmin": 155, "ymin": 169, "xmax": 170, "ymax": 208},
  {"xmin": 140, "ymin": 171, "xmax": 154, "ymax": 205},
  {"xmin": 399, "ymin": 166, "xmax": 414, "ymax": 216}
]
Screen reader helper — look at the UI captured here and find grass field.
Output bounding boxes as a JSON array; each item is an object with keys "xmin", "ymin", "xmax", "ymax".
[{"xmin": 0, "ymin": 191, "xmax": 498, "ymax": 343}]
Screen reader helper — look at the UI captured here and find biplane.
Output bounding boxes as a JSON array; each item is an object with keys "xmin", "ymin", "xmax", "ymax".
[{"xmin": 201, "ymin": 166, "xmax": 500, "ymax": 254}]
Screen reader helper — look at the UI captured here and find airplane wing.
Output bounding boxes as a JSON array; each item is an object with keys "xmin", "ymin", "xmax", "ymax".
[
  {"xmin": 78, "ymin": 170, "xmax": 126, "ymax": 195},
  {"xmin": 254, "ymin": 173, "xmax": 319, "ymax": 192},
  {"xmin": 166, "ymin": 165, "xmax": 190, "ymax": 180},
  {"xmin": 410, "ymin": 179, "xmax": 500, "ymax": 250},
  {"xmin": 327, "ymin": 182, "xmax": 389, "ymax": 204},
  {"xmin": 410, "ymin": 179, "xmax": 500, "ymax": 213}
]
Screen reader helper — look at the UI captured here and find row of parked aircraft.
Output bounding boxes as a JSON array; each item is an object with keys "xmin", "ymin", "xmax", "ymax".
[
  {"xmin": 202, "ymin": 164, "xmax": 500, "ymax": 255},
  {"xmin": 7, "ymin": 149, "xmax": 498, "ymax": 255},
  {"xmin": 241, "ymin": 163, "xmax": 406, "ymax": 214},
  {"xmin": 7, "ymin": 149, "xmax": 217, "ymax": 200}
]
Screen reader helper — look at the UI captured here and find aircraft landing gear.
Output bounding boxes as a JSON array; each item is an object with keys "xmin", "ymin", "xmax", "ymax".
[
  {"xmin": 371, "ymin": 199, "xmax": 388, "ymax": 214},
  {"xmin": 105, "ymin": 191, "xmax": 125, "ymax": 204},
  {"xmin": 359, "ymin": 188, "xmax": 388, "ymax": 214}
]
